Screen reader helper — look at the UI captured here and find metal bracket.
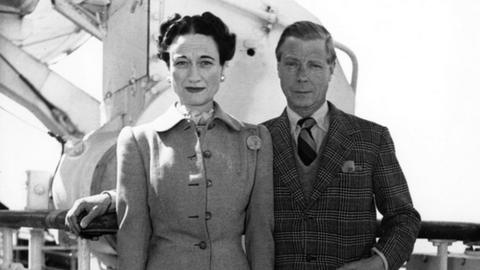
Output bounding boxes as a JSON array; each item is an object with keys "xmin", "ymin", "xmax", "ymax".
[{"xmin": 52, "ymin": 0, "xmax": 108, "ymax": 40}]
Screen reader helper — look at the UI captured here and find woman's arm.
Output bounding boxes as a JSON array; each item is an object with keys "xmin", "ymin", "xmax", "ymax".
[
  {"xmin": 245, "ymin": 125, "xmax": 275, "ymax": 270},
  {"xmin": 116, "ymin": 127, "xmax": 152, "ymax": 270}
]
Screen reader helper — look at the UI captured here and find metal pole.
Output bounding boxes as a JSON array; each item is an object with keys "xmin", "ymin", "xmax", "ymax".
[
  {"xmin": 28, "ymin": 228, "xmax": 44, "ymax": 270},
  {"xmin": 1, "ymin": 228, "xmax": 14, "ymax": 266},
  {"xmin": 77, "ymin": 238, "xmax": 90, "ymax": 270},
  {"xmin": 430, "ymin": 239, "xmax": 454, "ymax": 270}
]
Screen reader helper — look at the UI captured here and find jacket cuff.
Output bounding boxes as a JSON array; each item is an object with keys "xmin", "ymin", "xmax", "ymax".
[{"xmin": 372, "ymin": 247, "xmax": 389, "ymax": 270}]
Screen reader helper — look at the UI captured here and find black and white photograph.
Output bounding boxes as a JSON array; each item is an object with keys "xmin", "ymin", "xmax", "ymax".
[{"xmin": 1, "ymin": 0, "xmax": 479, "ymax": 269}]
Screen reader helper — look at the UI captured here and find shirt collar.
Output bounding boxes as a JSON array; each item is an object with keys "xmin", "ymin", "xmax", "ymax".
[
  {"xmin": 286, "ymin": 101, "xmax": 329, "ymax": 133},
  {"xmin": 150, "ymin": 101, "xmax": 242, "ymax": 132}
]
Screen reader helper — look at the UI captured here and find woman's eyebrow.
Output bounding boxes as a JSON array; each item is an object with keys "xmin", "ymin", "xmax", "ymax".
[
  {"xmin": 172, "ymin": 54, "xmax": 188, "ymax": 60},
  {"xmin": 200, "ymin": 55, "xmax": 215, "ymax": 60}
]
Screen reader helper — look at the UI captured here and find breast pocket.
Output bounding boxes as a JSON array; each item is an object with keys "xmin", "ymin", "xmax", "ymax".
[{"xmin": 332, "ymin": 163, "xmax": 374, "ymax": 212}]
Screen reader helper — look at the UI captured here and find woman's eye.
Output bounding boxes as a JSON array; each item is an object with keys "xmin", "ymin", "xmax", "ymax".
[
  {"xmin": 174, "ymin": 61, "xmax": 188, "ymax": 67},
  {"xmin": 200, "ymin": 61, "xmax": 213, "ymax": 67}
]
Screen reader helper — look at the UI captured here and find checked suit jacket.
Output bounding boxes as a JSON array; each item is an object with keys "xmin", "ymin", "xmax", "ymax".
[{"xmin": 263, "ymin": 102, "xmax": 421, "ymax": 270}]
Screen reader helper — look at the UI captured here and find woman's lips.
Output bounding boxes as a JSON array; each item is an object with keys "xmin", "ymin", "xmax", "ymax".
[{"xmin": 185, "ymin": 87, "xmax": 206, "ymax": 93}]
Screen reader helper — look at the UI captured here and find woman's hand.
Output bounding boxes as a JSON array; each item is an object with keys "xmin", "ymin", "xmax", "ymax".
[{"xmin": 65, "ymin": 193, "xmax": 112, "ymax": 235}]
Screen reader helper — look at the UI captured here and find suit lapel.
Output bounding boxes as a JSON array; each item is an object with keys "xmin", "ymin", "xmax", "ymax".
[
  {"xmin": 270, "ymin": 110, "xmax": 306, "ymax": 208},
  {"xmin": 307, "ymin": 103, "xmax": 354, "ymax": 209}
]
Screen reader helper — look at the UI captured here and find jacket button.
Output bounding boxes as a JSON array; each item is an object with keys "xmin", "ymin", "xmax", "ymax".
[
  {"xmin": 197, "ymin": 241, "xmax": 207, "ymax": 249},
  {"xmin": 206, "ymin": 179, "xmax": 213, "ymax": 187},
  {"xmin": 203, "ymin": 150, "xmax": 212, "ymax": 158},
  {"xmin": 205, "ymin": 211, "xmax": 212, "ymax": 220}
]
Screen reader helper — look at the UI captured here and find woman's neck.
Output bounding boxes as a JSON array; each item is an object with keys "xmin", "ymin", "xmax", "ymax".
[{"xmin": 179, "ymin": 102, "xmax": 214, "ymax": 114}]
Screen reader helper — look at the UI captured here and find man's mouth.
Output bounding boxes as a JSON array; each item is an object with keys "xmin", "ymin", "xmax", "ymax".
[
  {"xmin": 293, "ymin": 90, "xmax": 311, "ymax": 94},
  {"xmin": 185, "ymin": 87, "xmax": 206, "ymax": 93}
]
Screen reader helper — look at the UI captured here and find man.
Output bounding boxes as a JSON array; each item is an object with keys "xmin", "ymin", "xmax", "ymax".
[
  {"xmin": 67, "ymin": 21, "xmax": 421, "ymax": 270},
  {"xmin": 262, "ymin": 21, "xmax": 420, "ymax": 270}
]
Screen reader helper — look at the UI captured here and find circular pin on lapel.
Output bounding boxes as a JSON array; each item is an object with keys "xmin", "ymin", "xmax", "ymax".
[{"xmin": 246, "ymin": 135, "xmax": 262, "ymax": 150}]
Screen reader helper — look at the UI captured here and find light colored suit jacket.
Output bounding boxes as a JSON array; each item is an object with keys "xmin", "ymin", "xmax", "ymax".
[
  {"xmin": 116, "ymin": 103, "xmax": 274, "ymax": 270},
  {"xmin": 263, "ymin": 102, "xmax": 421, "ymax": 270}
]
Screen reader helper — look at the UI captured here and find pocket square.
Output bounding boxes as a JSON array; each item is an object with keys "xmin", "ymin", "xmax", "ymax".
[{"xmin": 342, "ymin": 160, "xmax": 359, "ymax": 173}]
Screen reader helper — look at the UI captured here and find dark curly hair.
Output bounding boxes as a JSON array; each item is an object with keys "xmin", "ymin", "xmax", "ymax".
[{"xmin": 158, "ymin": 12, "xmax": 236, "ymax": 66}]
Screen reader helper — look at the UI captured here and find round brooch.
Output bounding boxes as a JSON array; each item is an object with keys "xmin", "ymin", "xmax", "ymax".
[{"xmin": 246, "ymin": 135, "xmax": 262, "ymax": 150}]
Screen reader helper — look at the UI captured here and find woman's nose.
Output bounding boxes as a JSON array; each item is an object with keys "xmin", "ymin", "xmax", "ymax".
[{"xmin": 188, "ymin": 66, "xmax": 201, "ymax": 83}]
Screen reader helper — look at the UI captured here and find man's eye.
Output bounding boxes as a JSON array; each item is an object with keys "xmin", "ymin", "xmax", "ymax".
[
  {"xmin": 307, "ymin": 61, "xmax": 323, "ymax": 68},
  {"xmin": 285, "ymin": 61, "xmax": 298, "ymax": 67}
]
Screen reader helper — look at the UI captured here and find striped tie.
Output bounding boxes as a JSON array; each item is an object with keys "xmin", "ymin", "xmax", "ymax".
[{"xmin": 297, "ymin": 117, "xmax": 317, "ymax": 165}]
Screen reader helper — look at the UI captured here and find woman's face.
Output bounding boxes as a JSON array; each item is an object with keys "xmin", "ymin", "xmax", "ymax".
[{"xmin": 168, "ymin": 34, "xmax": 223, "ymax": 111}]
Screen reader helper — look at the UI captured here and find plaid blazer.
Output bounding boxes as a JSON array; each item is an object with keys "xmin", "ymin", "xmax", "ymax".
[{"xmin": 263, "ymin": 102, "xmax": 421, "ymax": 270}]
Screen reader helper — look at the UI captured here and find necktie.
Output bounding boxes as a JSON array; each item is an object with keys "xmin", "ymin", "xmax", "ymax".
[{"xmin": 297, "ymin": 117, "xmax": 317, "ymax": 165}]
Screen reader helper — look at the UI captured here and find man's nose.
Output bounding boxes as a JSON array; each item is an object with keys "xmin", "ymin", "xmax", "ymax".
[{"xmin": 296, "ymin": 64, "xmax": 308, "ymax": 82}]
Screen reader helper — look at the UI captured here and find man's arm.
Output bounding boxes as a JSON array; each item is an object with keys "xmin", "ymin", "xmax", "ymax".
[
  {"xmin": 371, "ymin": 127, "xmax": 421, "ymax": 270},
  {"xmin": 65, "ymin": 190, "xmax": 117, "ymax": 235}
]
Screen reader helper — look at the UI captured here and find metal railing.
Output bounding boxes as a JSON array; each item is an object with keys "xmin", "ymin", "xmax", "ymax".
[
  {"xmin": 0, "ymin": 210, "xmax": 116, "ymax": 270},
  {"xmin": 1, "ymin": 210, "xmax": 479, "ymax": 270}
]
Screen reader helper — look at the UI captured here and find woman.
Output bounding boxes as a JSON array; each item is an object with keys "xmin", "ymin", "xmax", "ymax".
[{"xmin": 115, "ymin": 12, "xmax": 274, "ymax": 270}]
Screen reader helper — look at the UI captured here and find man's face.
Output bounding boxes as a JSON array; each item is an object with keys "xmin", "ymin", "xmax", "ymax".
[{"xmin": 277, "ymin": 37, "xmax": 333, "ymax": 116}]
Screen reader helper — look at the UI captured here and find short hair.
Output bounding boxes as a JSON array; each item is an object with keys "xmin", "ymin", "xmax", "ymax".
[
  {"xmin": 158, "ymin": 12, "xmax": 236, "ymax": 66},
  {"xmin": 275, "ymin": 21, "xmax": 336, "ymax": 69}
]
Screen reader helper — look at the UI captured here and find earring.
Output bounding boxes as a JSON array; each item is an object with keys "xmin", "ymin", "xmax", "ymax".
[
  {"xmin": 220, "ymin": 74, "xmax": 225, "ymax": 82},
  {"xmin": 166, "ymin": 76, "xmax": 171, "ymax": 84}
]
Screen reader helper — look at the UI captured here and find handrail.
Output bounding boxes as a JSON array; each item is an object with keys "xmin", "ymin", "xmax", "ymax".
[
  {"xmin": 0, "ymin": 210, "xmax": 117, "ymax": 239},
  {"xmin": 334, "ymin": 41, "xmax": 359, "ymax": 92},
  {"xmin": 1, "ymin": 210, "xmax": 480, "ymax": 243},
  {"xmin": 377, "ymin": 220, "xmax": 480, "ymax": 243}
]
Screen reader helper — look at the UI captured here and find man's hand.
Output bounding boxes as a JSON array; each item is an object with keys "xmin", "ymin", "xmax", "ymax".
[
  {"xmin": 336, "ymin": 255, "xmax": 385, "ymax": 270},
  {"xmin": 65, "ymin": 193, "xmax": 112, "ymax": 235}
]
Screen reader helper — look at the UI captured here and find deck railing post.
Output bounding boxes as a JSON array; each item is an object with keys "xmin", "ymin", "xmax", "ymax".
[
  {"xmin": 28, "ymin": 228, "xmax": 44, "ymax": 270},
  {"xmin": 77, "ymin": 238, "xmax": 90, "ymax": 270},
  {"xmin": 430, "ymin": 239, "xmax": 454, "ymax": 270},
  {"xmin": 1, "ymin": 228, "xmax": 14, "ymax": 267}
]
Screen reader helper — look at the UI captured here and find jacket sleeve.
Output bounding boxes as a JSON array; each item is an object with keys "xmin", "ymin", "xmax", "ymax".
[
  {"xmin": 245, "ymin": 125, "xmax": 275, "ymax": 270},
  {"xmin": 373, "ymin": 127, "xmax": 421, "ymax": 270},
  {"xmin": 116, "ymin": 127, "xmax": 152, "ymax": 270}
]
